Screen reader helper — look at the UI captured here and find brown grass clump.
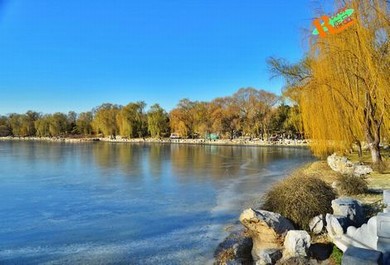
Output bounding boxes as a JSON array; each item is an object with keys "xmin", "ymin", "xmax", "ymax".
[
  {"xmin": 262, "ymin": 171, "xmax": 336, "ymax": 230},
  {"xmin": 336, "ymin": 175, "xmax": 368, "ymax": 195}
]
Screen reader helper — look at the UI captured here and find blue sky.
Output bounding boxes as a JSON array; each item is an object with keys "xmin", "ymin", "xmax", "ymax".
[{"xmin": 0, "ymin": 0, "xmax": 326, "ymax": 115}]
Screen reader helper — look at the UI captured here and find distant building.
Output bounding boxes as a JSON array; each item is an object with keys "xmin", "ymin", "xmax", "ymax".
[{"xmin": 170, "ymin": 133, "xmax": 181, "ymax": 139}]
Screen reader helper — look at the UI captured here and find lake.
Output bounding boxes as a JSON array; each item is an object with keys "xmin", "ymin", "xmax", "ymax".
[{"xmin": 0, "ymin": 141, "xmax": 314, "ymax": 264}]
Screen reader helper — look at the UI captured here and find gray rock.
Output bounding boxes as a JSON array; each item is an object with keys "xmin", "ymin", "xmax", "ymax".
[
  {"xmin": 240, "ymin": 209, "xmax": 294, "ymax": 263},
  {"xmin": 255, "ymin": 249, "xmax": 282, "ymax": 265},
  {"xmin": 342, "ymin": 246, "xmax": 383, "ymax": 265},
  {"xmin": 214, "ymin": 227, "xmax": 253, "ymax": 265},
  {"xmin": 326, "ymin": 214, "xmax": 350, "ymax": 239},
  {"xmin": 283, "ymin": 230, "xmax": 311, "ymax": 259},
  {"xmin": 353, "ymin": 164, "xmax": 373, "ymax": 177},
  {"xmin": 332, "ymin": 197, "xmax": 365, "ymax": 226},
  {"xmin": 327, "ymin": 153, "xmax": 372, "ymax": 177},
  {"xmin": 327, "ymin": 153, "xmax": 354, "ymax": 175},
  {"xmin": 309, "ymin": 215, "xmax": 324, "ymax": 235},
  {"xmin": 239, "ymin": 209, "xmax": 295, "ymax": 236},
  {"xmin": 384, "ymin": 190, "xmax": 390, "ymax": 212}
]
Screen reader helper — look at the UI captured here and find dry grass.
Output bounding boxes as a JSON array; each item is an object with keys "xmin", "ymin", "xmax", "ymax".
[
  {"xmin": 262, "ymin": 171, "xmax": 336, "ymax": 230},
  {"xmin": 300, "ymin": 161, "xmax": 342, "ymax": 184},
  {"xmin": 336, "ymin": 175, "xmax": 368, "ymax": 195},
  {"xmin": 259, "ymin": 148, "xmax": 388, "ymax": 232},
  {"xmin": 299, "ymin": 149, "xmax": 389, "ymax": 205},
  {"xmin": 346, "ymin": 149, "xmax": 390, "ymax": 204}
]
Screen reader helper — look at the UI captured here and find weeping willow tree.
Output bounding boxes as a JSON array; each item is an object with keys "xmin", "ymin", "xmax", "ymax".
[{"xmin": 269, "ymin": 0, "xmax": 390, "ymax": 164}]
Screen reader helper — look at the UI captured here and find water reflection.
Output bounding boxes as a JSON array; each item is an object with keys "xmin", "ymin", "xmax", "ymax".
[
  {"xmin": 2, "ymin": 141, "xmax": 312, "ymax": 184},
  {"xmin": 90, "ymin": 143, "xmax": 312, "ymax": 183}
]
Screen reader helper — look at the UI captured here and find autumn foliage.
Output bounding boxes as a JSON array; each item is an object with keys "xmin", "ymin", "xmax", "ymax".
[{"xmin": 0, "ymin": 88, "xmax": 302, "ymax": 140}]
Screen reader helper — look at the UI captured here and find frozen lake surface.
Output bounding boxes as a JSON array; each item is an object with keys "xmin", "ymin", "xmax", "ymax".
[{"xmin": 0, "ymin": 141, "xmax": 313, "ymax": 264}]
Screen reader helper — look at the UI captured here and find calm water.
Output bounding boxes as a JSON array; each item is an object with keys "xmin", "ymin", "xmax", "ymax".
[{"xmin": 0, "ymin": 141, "xmax": 314, "ymax": 264}]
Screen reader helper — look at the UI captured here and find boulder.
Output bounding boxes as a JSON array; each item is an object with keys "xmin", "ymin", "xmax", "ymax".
[
  {"xmin": 283, "ymin": 230, "xmax": 311, "ymax": 259},
  {"xmin": 309, "ymin": 215, "xmax": 325, "ymax": 235},
  {"xmin": 327, "ymin": 153, "xmax": 354, "ymax": 175},
  {"xmin": 325, "ymin": 214, "xmax": 349, "ymax": 239},
  {"xmin": 342, "ymin": 246, "xmax": 383, "ymax": 265},
  {"xmin": 332, "ymin": 197, "xmax": 365, "ymax": 226},
  {"xmin": 353, "ymin": 164, "xmax": 373, "ymax": 177},
  {"xmin": 240, "ymin": 209, "xmax": 294, "ymax": 263},
  {"xmin": 327, "ymin": 153, "xmax": 372, "ymax": 177},
  {"xmin": 255, "ymin": 249, "xmax": 282, "ymax": 265},
  {"xmin": 214, "ymin": 228, "xmax": 253, "ymax": 265}
]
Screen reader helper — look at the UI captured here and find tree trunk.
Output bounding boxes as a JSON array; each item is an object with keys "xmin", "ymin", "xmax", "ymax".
[
  {"xmin": 364, "ymin": 93, "xmax": 382, "ymax": 165},
  {"xmin": 355, "ymin": 140, "xmax": 362, "ymax": 158},
  {"xmin": 369, "ymin": 142, "xmax": 381, "ymax": 164}
]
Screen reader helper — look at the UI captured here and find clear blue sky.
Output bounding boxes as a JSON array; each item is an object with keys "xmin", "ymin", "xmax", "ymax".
[{"xmin": 0, "ymin": 0, "xmax": 326, "ymax": 115}]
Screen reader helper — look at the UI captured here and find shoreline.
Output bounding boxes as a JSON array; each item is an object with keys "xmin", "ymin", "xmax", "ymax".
[{"xmin": 0, "ymin": 136, "xmax": 309, "ymax": 147}]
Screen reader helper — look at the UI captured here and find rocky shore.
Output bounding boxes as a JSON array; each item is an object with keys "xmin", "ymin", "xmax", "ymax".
[
  {"xmin": 215, "ymin": 153, "xmax": 390, "ymax": 265},
  {"xmin": 0, "ymin": 136, "xmax": 309, "ymax": 147}
]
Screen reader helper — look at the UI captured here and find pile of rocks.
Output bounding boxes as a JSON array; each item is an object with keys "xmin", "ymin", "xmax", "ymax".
[
  {"xmin": 215, "ymin": 190, "xmax": 390, "ymax": 265},
  {"xmin": 215, "ymin": 209, "xmax": 315, "ymax": 265},
  {"xmin": 327, "ymin": 153, "xmax": 372, "ymax": 177},
  {"xmin": 327, "ymin": 191, "xmax": 390, "ymax": 265}
]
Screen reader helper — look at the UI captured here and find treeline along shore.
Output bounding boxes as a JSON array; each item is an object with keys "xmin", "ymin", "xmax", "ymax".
[
  {"xmin": 0, "ymin": 135, "xmax": 309, "ymax": 147},
  {"xmin": 0, "ymin": 88, "xmax": 304, "ymax": 142}
]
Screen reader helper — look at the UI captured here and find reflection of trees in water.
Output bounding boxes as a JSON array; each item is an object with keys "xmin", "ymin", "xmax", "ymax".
[
  {"xmin": 93, "ymin": 143, "xmax": 185, "ymax": 179},
  {"xmin": 90, "ymin": 143, "xmax": 311, "ymax": 181},
  {"xmin": 169, "ymin": 145, "xmax": 276, "ymax": 181},
  {"xmin": 92, "ymin": 143, "xmax": 171, "ymax": 179},
  {"xmin": 169, "ymin": 145, "xmax": 310, "ymax": 181},
  {"xmin": 92, "ymin": 143, "xmax": 144, "ymax": 177},
  {"xmin": 3, "ymin": 142, "xmax": 310, "ymax": 186},
  {"xmin": 148, "ymin": 144, "xmax": 170, "ymax": 178}
]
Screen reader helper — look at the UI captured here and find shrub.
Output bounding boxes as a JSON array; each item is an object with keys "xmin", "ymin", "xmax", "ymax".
[
  {"xmin": 337, "ymin": 175, "xmax": 368, "ymax": 195},
  {"xmin": 262, "ymin": 172, "xmax": 336, "ymax": 230}
]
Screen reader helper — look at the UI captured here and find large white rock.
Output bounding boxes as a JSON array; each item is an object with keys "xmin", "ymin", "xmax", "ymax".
[
  {"xmin": 309, "ymin": 215, "xmax": 324, "ymax": 235},
  {"xmin": 240, "ymin": 209, "xmax": 294, "ymax": 263},
  {"xmin": 326, "ymin": 214, "xmax": 349, "ymax": 239},
  {"xmin": 283, "ymin": 230, "xmax": 311, "ymax": 259},
  {"xmin": 327, "ymin": 153, "xmax": 372, "ymax": 177},
  {"xmin": 327, "ymin": 153, "xmax": 354, "ymax": 175}
]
